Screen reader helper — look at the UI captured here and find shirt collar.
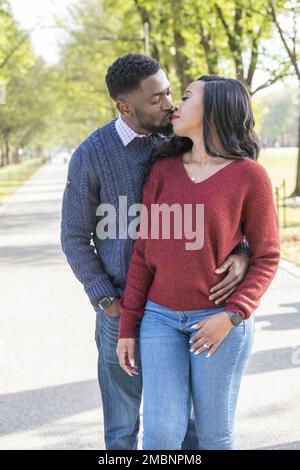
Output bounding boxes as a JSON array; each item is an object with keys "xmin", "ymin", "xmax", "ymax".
[{"xmin": 115, "ymin": 115, "xmax": 152, "ymax": 147}]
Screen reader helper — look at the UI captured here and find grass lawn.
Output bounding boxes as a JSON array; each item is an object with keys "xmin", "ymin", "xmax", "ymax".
[
  {"xmin": 259, "ymin": 147, "xmax": 300, "ymax": 267},
  {"xmin": 0, "ymin": 157, "xmax": 46, "ymax": 205}
]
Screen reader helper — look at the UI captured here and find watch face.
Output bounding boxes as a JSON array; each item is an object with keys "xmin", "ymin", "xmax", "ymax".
[
  {"xmin": 99, "ymin": 297, "xmax": 112, "ymax": 309},
  {"xmin": 232, "ymin": 313, "xmax": 243, "ymax": 326}
]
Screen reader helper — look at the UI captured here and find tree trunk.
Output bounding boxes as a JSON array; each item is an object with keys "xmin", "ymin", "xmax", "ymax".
[
  {"xmin": 12, "ymin": 146, "xmax": 19, "ymax": 164},
  {"xmin": 133, "ymin": 0, "xmax": 160, "ymax": 61},
  {"xmin": 4, "ymin": 132, "xmax": 10, "ymax": 166},
  {"xmin": 173, "ymin": 30, "xmax": 190, "ymax": 95},
  {"xmin": 290, "ymin": 110, "xmax": 300, "ymax": 197},
  {"xmin": 0, "ymin": 136, "xmax": 4, "ymax": 167}
]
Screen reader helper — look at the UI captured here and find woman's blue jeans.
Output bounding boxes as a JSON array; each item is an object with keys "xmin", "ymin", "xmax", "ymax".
[{"xmin": 140, "ymin": 300, "xmax": 255, "ymax": 450}]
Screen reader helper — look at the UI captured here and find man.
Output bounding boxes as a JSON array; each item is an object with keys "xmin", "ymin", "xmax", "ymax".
[{"xmin": 60, "ymin": 53, "xmax": 250, "ymax": 450}]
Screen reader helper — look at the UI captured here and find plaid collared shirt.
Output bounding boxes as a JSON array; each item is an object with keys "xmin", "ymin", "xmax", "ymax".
[{"xmin": 115, "ymin": 115, "xmax": 152, "ymax": 147}]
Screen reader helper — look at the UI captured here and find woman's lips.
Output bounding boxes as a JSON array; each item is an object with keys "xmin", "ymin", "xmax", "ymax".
[{"xmin": 171, "ymin": 114, "xmax": 180, "ymax": 120}]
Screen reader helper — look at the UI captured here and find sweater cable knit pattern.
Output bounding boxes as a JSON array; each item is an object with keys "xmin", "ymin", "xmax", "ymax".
[{"xmin": 60, "ymin": 118, "xmax": 161, "ymax": 312}]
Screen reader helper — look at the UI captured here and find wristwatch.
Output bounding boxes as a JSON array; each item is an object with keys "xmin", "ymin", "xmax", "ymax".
[
  {"xmin": 224, "ymin": 311, "xmax": 244, "ymax": 326},
  {"xmin": 98, "ymin": 296, "xmax": 116, "ymax": 311}
]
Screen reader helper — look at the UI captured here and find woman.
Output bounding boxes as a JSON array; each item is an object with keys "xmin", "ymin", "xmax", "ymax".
[{"xmin": 116, "ymin": 76, "xmax": 280, "ymax": 450}]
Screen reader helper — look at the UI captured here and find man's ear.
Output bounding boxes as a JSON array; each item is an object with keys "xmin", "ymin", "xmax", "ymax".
[{"xmin": 116, "ymin": 99, "xmax": 131, "ymax": 116}]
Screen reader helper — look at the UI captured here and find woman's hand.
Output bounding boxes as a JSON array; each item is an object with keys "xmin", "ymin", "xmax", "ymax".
[
  {"xmin": 117, "ymin": 338, "xmax": 139, "ymax": 377},
  {"xmin": 189, "ymin": 312, "xmax": 234, "ymax": 358}
]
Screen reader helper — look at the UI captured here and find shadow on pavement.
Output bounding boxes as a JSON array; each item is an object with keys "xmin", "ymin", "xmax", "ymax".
[{"xmin": 0, "ymin": 379, "xmax": 100, "ymax": 436}]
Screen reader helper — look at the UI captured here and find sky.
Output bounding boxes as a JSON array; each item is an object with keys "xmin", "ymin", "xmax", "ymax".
[{"xmin": 9, "ymin": 0, "xmax": 74, "ymax": 64}]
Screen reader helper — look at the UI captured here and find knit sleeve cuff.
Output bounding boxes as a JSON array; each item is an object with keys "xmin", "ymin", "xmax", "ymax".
[
  {"xmin": 118, "ymin": 312, "xmax": 140, "ymax": 339},
  {"xmin": 225, "ymin": 303, "xmax": 249, "ymax": 320},
  {"xmin": 85, "ymin": 279, "xmax": 118, "ymax": 308}
]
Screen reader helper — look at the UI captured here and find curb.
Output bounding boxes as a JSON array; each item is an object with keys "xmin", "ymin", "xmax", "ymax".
[{"xmin": 0, "ymin": 164, "xmax": 46, "ymax": 216}]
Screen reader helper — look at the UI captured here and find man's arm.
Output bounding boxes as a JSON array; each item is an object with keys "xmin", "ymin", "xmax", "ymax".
[
  {"xmin": 231, "ymin": 238, "xmax": 252, "ymax": 257},
  {"xmin": 208, "ymin": 239, "xmax": 251, "ymax": 305},
  {"xmin": 60, "ymin": 146, "xmax": 118, "ymax": 310}
]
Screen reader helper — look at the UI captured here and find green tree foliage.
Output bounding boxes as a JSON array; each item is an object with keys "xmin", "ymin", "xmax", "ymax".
[
  {"xmin": 257, "ymin": 84, "xmax": 299, "ymax": 146},
  {"xmin": 0, "ymin": 1, "xmax": 56, "ymax": 166},
  {"xmin": 0, "ymin": 0, "xmax": 298, "ymax": 168}
]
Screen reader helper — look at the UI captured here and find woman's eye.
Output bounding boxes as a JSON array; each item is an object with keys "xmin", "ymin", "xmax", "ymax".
[{"xmin": 181, "ymin": 96, "xmax": 188, "ymax": 101}]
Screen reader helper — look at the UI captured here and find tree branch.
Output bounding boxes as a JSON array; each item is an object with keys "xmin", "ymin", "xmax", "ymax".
[
  {"xmin": 268, "ymin": 1, "xmax": 300, "ymax": 80},
  {"xmin": 251, "ymin": 69, "xmax": 293, "ymax": 95}
]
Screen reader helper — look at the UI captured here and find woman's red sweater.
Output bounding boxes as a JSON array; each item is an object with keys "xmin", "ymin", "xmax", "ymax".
[{"xmin": 118, "ymin": 155, "xmax": 280, "ymax": 339}]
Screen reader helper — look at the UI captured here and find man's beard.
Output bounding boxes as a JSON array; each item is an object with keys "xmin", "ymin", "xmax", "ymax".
[
  {"xmin": 153, "ymin": 122, "xmax": 174, "ymax": 137},
  {"xmin": 135, "ymin": 109, "xmax": 174, "ymax": 137}
]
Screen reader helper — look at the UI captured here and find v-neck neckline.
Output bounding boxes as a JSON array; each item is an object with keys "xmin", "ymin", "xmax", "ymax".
[{"xmin": 179, "ymin": 154, "xmax": 238, "ymax": 186}]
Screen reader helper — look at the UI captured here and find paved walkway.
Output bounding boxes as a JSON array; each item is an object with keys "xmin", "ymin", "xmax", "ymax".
[{"xmin": 0, "ymin": 157, "xmax": 299, "ymax": 449}]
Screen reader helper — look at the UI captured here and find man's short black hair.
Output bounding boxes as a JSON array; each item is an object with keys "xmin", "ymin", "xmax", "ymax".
[{"xmin": 105, "ymin": 53, "xmax": 160, "ymax": 100}]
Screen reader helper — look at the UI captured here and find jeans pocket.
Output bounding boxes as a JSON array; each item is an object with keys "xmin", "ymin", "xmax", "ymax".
[
  {"xmin": 229, "ymin": 318, "xmax": 246, "ymax": 337},
  {"xmin": 103, "ymin": 311, "xmax": 120, "ymax": 320}
]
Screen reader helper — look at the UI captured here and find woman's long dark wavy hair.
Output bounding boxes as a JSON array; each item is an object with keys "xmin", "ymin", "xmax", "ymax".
[{"xmin": 144, "ymin": 75, "xmax": 260, "ymax": 183}]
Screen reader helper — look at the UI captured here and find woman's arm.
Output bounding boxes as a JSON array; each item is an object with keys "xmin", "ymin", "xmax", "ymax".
[
  {"xmin": 225, "ymin": 163, "xmax": 280, "ymax": 319},
  {"xmin": 189, "ymin": 162, "xmax": 280, "ymax": 358}
]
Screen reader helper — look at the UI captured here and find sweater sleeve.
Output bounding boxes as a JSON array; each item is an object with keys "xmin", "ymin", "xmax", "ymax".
[
  {"xmin": 231, "ymin": 238, "xmax": 251, "ymax": 257},
  {"xmin": 225, "ymin": 162, "xmax": 280, "ymax": 319},
  {"xmin": 118, "ymin": 173, "xmax": 156, "ymax": 339},
  {"xmin": 60, "ymin": 146, "xmax": 118, "ymax": 309}
]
